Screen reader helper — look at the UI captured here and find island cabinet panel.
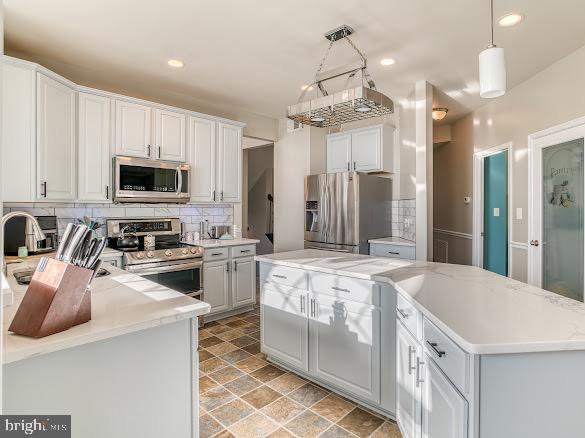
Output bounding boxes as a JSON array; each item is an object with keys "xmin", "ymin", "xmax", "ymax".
[
  {"xmin": 309, "ymin": 293, "xmax": 381, "ymax": 403},
  {"xmin": 203, "ymin": 260, "xmax": 230, "ymax": 314},
  {"xmin": 396, "ymin": 322, "xmax": 422, "ymax": 438},
  {"xmin": 261, "ymin": 283, "xmax": 309, "ymax": 372}
]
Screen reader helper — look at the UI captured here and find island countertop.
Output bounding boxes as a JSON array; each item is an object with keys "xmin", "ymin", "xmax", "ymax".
[
  {"xmin": 3, "ymin": 261, "xmax": 210, "ymax": 364},
  {"xmin": 182, "ymin": 238, "xmax": 259, "ymax": 249},
  {"xmin": 256, "ymin": 249, "xmax": 585, "ymax": 355}
]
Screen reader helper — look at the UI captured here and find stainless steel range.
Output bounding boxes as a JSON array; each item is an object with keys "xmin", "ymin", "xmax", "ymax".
[{"xmin": 106, "ymin": 218, "xmax": 203, "ymax": 299}]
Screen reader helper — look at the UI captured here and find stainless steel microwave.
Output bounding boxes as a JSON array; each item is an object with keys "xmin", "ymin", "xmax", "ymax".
[{"xmin": 113, "ymin": 156, "xmax": 191, "ymax": 203}]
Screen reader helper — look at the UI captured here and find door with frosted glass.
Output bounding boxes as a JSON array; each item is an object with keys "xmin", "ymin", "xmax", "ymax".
[{"xmin": 529, "ymin": 122, "xmax": 585, "ymax": 302}]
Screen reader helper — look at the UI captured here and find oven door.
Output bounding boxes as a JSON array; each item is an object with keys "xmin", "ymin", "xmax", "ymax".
[
  {"xmin": 125, "ymin": 260, "xmax": 202, "ymax": 298},
  {"xmin": 113, "ymin": 156, "xmax": 191, "ymax": 203}
]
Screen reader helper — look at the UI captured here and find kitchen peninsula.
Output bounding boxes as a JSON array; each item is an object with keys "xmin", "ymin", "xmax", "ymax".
[
  {"xmin": 257, "ymin": 249, "xmax": 585, "ymax": 438},
  {"xmin": 3, "ymin": 261, "xmax": 210, "ymax": 438}
]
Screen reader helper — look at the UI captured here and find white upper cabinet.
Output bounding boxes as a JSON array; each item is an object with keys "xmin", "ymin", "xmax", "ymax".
[
  {"xmin": 154, "ymin": 108, "xmax": 186, "ymax": 162},
  {"xmin": 36, "ymin": 73, "xmax": 77, "ymax": 201},
  {"xmin": 326, "ymin": 124, "xmax": 395, "ymax": 173},
  {"xmin": 2, "ymin": 59, "xmax": 36, "ymax": 202},
  {"xmin": 78, "ymin": 92, "xmax": 111, "ymax": 201},
  {"xmin": 218, "ymin": 123, "xmax": 242, "ymax": 202},
  {"xmin": 115, "ymin": 99, "xmax": 152, "ymax": 158},
  {"xmin": 188, "ymin": 116, "xmax": 216, "ymax": 202},
  {"xmin": 327, "ymin": 133, "xmax": 352, "ymax": 173}
]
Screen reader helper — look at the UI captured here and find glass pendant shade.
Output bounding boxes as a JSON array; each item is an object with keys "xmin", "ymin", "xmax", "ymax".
[{"xmin": 479, "ymin": 46, "xmax": 507, "ymax": 98}]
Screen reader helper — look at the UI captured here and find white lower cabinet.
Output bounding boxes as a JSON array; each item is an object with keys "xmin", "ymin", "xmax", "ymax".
[
  {"xmin": 232, "ymin": 256, "xmax": 255, "ymax": 308},
  {"xmin": 397, "ymin": 322, "xmax": 422, "ymax": 438},
  {"xmin": 261, "ymin": 284, "xmax": 309, "ymax": 372},
  {"xmin": 309, "ymin": 294, "xmax": 381, "ymax": 403},
  {"xmin": 203, "ymin": 260, "xmax": 230, "ymax": 314}
]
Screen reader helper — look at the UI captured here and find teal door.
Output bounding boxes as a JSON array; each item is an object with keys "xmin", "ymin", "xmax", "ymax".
[{"xmin": 483, "ymin": 151, "xmax": 508, "ymax": 276}]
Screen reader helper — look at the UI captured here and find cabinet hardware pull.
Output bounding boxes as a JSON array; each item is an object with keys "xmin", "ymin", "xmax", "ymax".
[
  {"xmin": 213, "ymin": 190, "xmax": 216, "ymax": 202},
  {"xmin": 273, "ymin": 274, "xmax": 287, "ymax": 279},
  {"xmin": 147, "ymin": 145, "xmax": 151, "ymax": 157},
  {"xmin": 234, "ymin": 261, "xmax": 237, "ymax": 271},
  {"xmin": 530, "ymin": 240, "xmax": 540, "ymax": 247},
  {"xmin": 211, "ymin": 252, "xmax": 223, "ymax": 256},
  {"xmin": 300, "ymin": 295, "xmax": 305, "ymax": 314},
  {"xmin": 331, "ymin": 286, "xmax": 350, "ymax": 293},
  {"xmin": 106, "ymin": 185, "xmax": 109, "ymax": 199},
  {"xmin": 388, "ymin": 251, "xmax": 400, "ymax": 255},
  {"xmin": 41, "ymin": 181, "xmax": 47, "ymax": 197},
  {"xmin": 310, "ymin": 298, "xmax": 315, "ymax": 317},
  {"xmin": 416, "ymin": 357, "xmax": 424, "ymax": 386},
  {"xmin": 240, "ymin": 249, "xmax": 251, "ymax": 253},
  {"xmin": 353, "ymin": 161, "xmax": 356, "ymax": 170},
  {"xmin": 158, "ymin": 146, "xmax": 161, "ymax": 158},
  {"xmin": 221, "ymin": 191, "xmax": 224, "ymax": 201},
  {"xmin": 347, "ymin": 162, "xmax": 350, "ymax": 171},
  {"xmin": 426, "ymin": 341, "xmax": 446, "ymax": 358},
  {"xmin": 226, "ymin": 263, "xmax": 230, "ymax": 273},
  {"xmin": 408, "ymin": 346, "xmax": 416, "ymax": 374},
  {"xmin": 397, "ymin": 308, "xmax": 409, "ymax": 319}
]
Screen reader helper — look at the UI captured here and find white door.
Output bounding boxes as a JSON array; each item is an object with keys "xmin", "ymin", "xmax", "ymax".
[
  {"xmin": 261, "ymin": 283, "xmax": 309, "ymax": 372},
  {"xmin": 36, "ymin": 73, "xmax": 76, "ymax": 200},
  {"xmin": 421, "ymin": 357, "xmax": 468, "ymax": 438},
  {"xmin": 188, "ymin": 117, "xmax": 216, "ymax": 202},
  {"xmin": 217, "ymin": 123, "xmax": 242, "ymax": 202},
  {"xmin": 309, "ymin": 294, "xmax": 381, "ymax": 403},
  {"xmin": 397, "ymin": 322, "xmax": 422, "ymax": 438},
  {"xmin": 203, "ymin": 260, "xmax": 230, "ymax": 314},
  {"xmin": 529, "ymin": 118, "xmax": 585, "ymax": 302},
  {"xmin": 154, "ymin": 108, "xmax": 186, "ymax": 162},
  {"xmin": 232, "ymin": 256, "xmax": 256, "ymax": 308},
  {"xmin": 327, "ymin": 133, "xmax": 352, "ymax": 173},
  {"xmin": 78, "ymin": 92, "xmax": 111, "ymax": 201},
  {"xmin": 351, "ymin": 127, "xmax": 382, "ymax": 172},
  {"xmin": 115, "ymin": 99, "xmax": 152, "ymax": 158}
]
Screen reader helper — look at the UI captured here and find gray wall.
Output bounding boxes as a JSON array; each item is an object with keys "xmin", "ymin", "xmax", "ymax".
[{"xmin": 246, "ymin": 145, "xmax": 274, "ymax": 255}]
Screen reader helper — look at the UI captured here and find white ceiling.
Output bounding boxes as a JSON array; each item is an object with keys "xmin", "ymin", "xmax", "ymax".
[{"xmin": 5, "ymin": 0, "xmax": 585, "ymax": 125}]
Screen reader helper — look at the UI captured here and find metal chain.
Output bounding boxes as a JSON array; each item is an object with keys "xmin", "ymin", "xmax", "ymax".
[
  {"xmin": 314, "ymin": 38, "xmax": 334, "ymax": 78},
  {"xmin": 344, "ymin": 35, "xmax": 367, "ymax": 63}
]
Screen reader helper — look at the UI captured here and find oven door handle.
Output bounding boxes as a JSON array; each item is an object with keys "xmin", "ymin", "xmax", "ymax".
[{"xmin": 126, "ymin": 260, "xmax": 202, "ymax": 275}]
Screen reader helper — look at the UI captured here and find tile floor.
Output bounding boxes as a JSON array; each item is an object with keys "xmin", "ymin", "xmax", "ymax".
[{"xmin": 198, "ymin": 306, "xmax": 402, "ymax": 437}]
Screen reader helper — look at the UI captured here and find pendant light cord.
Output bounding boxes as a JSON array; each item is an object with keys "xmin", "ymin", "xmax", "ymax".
[{"xmin": 490, "ymin": 0, "xmax": 494, "ymax": 47}]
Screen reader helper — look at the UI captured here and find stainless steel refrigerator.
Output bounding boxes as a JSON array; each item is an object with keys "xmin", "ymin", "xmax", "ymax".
[{"xmin": 304, "ymin": 172, "xmax": 392, "ymax": 254}]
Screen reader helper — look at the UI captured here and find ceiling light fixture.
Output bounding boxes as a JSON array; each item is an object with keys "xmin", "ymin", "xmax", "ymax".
[
  {"xmin": 498, "ymin": 13, "xmax": 523, "ymax": 27},
  {"xmin": 167, "ymin": 59, "xmax": 184, "ymax": 68},
  {"xmin": 479, "ymin": 0, "xmax": 507, "ymax": 98},
  {"xmin": 301, "ymin": 85, "xmax": 314, "ymax": 91},
  {"xmin": 432, "ymin": 108, "xmax": 448, "ymax": 121},
  {"xmin": 380, "ymin": 58, "xmax": 395, "ymax": 66}
]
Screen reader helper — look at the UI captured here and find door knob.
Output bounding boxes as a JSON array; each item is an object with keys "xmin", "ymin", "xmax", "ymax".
[{"xmin": 530, "ymin": 240, "xmax": 540, "ymax": 247}]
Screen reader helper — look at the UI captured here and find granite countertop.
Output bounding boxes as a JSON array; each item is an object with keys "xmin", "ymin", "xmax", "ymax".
[
  {"xmin": 368, "ymin": 237, "xmax": 415, "ymax": 247},
  {"xmin": 183, "ymin": 238, "xmax": 260, "ymax": 249},
  {"xmin": 256, "ymin": 249, "xmax": 585, "ymax": 355},
  {"xmin": 3, "ymin": 261, "xmax": 210, "ymax": 364}
]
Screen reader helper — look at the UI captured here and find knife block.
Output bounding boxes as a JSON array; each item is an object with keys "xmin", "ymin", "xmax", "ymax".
[{"xmin": 8, "ymin": 257, "xmax": 94, "ymax": 338}]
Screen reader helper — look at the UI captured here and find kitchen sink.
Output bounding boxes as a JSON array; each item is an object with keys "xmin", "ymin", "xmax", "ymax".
[{"xmin": 13, "ymin": 268, "xmax": 110, "ymax": 285}]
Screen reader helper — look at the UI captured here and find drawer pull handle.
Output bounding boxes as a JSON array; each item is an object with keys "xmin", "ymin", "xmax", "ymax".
[
  {"xmin": 427, "ymin": 341, "xmax": 446, "ymax": 358},
  {"xmin": 300, "ymin": 295, "xmax": 305, "ymax": 314},
  {"xmin": 408, "ymin": 345, "xmax": 416, "ymax": 374},
  {"xmin": 273, "ymin": 274, "xmax": 287, "ymax": 279},
  {"xmin": 397, "ymin": 308, "xmax": 409, "ymax": 319},
  {"xmin": 240, "ymin": 249, "xmax": 251, "ymax": 253},
  {"xmin": 331, "ymin": 286, "xmax": 350, "ymax": 293},
  {"xmin": 388, "ymin": 251, "xmax": 400, "ymax": 255},
  {"xmin": 416, "ymin": 357, "xmax": 424, "ymax": 386},
  {"xmin": 211, "ymin": 252, "xmax": 223, "ymax": 256}
]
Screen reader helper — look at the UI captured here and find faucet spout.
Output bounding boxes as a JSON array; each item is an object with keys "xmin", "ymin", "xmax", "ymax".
[{"xmin": 1, "ymin": 211, "xmax": 47, "ymax": 242}]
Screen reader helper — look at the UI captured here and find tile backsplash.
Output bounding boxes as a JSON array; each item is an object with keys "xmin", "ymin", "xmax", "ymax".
[
  {"xmin": 392, "ymin": 199, "xmax": 416, "ymax": 242},
  {"xmin": 2, "ymin": 202, "xmax": 234, "ymax": 240}
]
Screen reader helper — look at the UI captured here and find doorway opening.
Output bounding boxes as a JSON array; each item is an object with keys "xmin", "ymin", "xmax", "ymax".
[{"xmin": 472, "ymin": 143, "xmax": 512, "ymax": 276}]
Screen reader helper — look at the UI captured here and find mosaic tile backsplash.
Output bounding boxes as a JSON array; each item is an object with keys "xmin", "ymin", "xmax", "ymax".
[
  {"xmin": 392, "ymin": 199, "xmax": 416, "ymax": 242},
  {"xmin": 2, "ymin": 202, "xmax": 234, "ymax": 240}
]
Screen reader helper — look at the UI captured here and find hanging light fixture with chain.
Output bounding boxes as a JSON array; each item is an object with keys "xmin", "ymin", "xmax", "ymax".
[{"xmin": 479, "ymin": 0, "xmax": 507, "ymax": 98}]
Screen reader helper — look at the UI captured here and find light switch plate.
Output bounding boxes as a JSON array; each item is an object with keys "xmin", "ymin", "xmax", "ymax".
[
  {"xmin": 493, "ymin": 208, "xmax": 500, "ymax": 217},
  {"xmin": 516, "ymin": 208, "xmax": 523, "ymax": 220}
]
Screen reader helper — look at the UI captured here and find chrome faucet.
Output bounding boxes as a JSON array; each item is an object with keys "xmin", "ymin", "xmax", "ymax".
[{"xmin": 2, "ymin": 211, "xmax": 46, "ymax": 273}]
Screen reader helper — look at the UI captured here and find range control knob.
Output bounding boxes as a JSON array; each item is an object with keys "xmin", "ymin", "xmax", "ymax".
[
  {"xmin": 190, "ymin": 247, "xmax": 198, "ymax": 254},
  {"xmin": 165, "ymin": 249, "xmax": 173, "ymax": 257},
  {"xmin": 146, "ymin": 251, "xmax": 154, "ymax": 258},
  {"xmin": 136, "ymin": 252, "xmax": 144, "ymax": 259},
  {"xmin": 181, "ymin": 248, "xmax": 188, "ymax": 255}
]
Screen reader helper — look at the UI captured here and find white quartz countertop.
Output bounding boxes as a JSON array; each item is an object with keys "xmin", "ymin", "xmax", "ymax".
[
  {"xmin": 183, "ymin": 238, "xmax": 259, "ymax": 249},
  {"xmin": 256, "ymin": 249, "xmax": 585, "ymax": 355},
  {"xmin": 3, "ymin": 261, "xmax": 210, "ymax": 364},
  {"xmin": 368, "ymin": 237, "xmax": 415, "ymax": 247}
]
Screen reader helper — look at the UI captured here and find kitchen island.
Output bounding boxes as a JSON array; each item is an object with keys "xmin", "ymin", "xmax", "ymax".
[
  {"xmin": 256, "ymin": 249, "xmax": 585, "ymax": 438},
  {"xmin": 3, "ymin": 260, "xmax": 210, "ymax": 438}
]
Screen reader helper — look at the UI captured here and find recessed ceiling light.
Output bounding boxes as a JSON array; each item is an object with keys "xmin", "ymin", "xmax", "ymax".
[
  {"xmin": 498, "ymin": 13, "xmax": 523, "ymax": 27},
  {"xmin": 380, "ymin": 58, "xmax": 396, "ymax": 66},
  {"xmin": 167, "ymin": 59, "xmax": 184, "ymax": 68}
]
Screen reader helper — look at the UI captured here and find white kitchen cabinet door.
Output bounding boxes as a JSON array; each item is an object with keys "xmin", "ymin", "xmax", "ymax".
[
  {"xmin": 421, "ymin": 357, "xmax": 468, "ymax": 438},
  {"xmin": 397, "ymin": 322, "xmax": 422, "ymax": 438},
  {"xmin": 261, "ymin": 283, "xmax": 309, "ymax": 372},
  {"xmin": 36, "ymin": 73, "xmax": 77, "ymax": 200},
  {"xmin": 203, "ymin": 260, "xmax": 230, "ymax": 314},
  {"xmin": 115, "ymin": 99, "xmax": 152, "ymax": 158},
  {"xmin": 351, "ymin": 126, "xmax": 382, "ymax": 172},
  {"xmin": 154, "ymin": 108, "xmax": 186, "ymax": 162},
  {"xmin": 217, "ymin": 123, "xmax": 242, "ymax": 202},
  {"xmin": 232, "ymin": 256, "xmax": 256, "ymax": 308},
  {"xmin": 327, "ymin": 133, "xmax": 352, "ymax": 173},
  {"xmin": 78, "ymin": 92, "xmax": 111, "ymax": 201},
  {"xmin": 2, "ymin": 60, "xmax": 36, "ymax": 202},
  {"xmin": 188, "ymin": 116, "xmax": 216, "ymax": 202},
  {"xmin": 309, "ymin": 294, "xmax": 381, "ymax": 403}
]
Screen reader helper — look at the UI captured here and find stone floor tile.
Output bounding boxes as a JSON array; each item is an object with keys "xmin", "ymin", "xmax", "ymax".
[
  {"xmin": 288, "ymin": 383, "xmax": 330, "ymax": 408},
  {"xmin": 284, "ymin": 409, "xmax": 331, "ymax": 438},
  {"xmin": 241, "ymin": 385, "xmax": 282, "ymax": 409},
  {"xmin": 336, "ymin": 407, "xmax": 385, "ymax": 438}
]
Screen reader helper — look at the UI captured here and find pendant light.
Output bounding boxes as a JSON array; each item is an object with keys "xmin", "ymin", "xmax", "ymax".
[{"xmin": 479, "ymin": 0, "xmax": 507, "ymax": 98}]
